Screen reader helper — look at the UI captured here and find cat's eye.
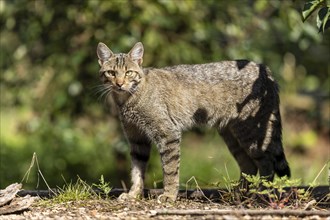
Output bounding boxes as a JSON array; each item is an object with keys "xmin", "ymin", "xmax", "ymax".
[
  {"xmin": 104, "ymin": 70, "xmax": 115, "ymax": 77},
  {"xmin": 125, "ymin": 71, "xmax": 134, "ymax": 77}
]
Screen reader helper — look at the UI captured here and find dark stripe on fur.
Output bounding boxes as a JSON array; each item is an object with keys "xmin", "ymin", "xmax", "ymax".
[
  {"xmin": 131, "ymin": 152, "xmax": 149, "ymax": 162},
  {"xmin": 163, "ymin": 166, "xmax": 179, "ymax": 176},
  {"xmin": 159, "ymin": 148, "xmax": 172, "ymax": 157},
  {"xmin": 165, "ymin": 139, "xmax": 180, "ymax": 146},
  {"xmin": 163, "ymin": 154, "xmax": 180, "ymax": 164}
]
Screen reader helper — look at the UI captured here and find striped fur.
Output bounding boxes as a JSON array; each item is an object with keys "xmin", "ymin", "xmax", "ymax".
[{"xmin": 96, "ymin": 42, "xmax": 290, "ymax": 202}]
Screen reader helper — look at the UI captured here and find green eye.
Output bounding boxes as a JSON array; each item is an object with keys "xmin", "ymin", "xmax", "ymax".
[{"xmin": 125, "ymin": 71, "xmax": 133, "ymax": 76}]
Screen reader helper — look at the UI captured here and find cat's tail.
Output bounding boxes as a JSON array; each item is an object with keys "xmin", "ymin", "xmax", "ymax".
[
  {"xmin": 271, "ymin": 110, "xmax": 291, "ymax": 178},
  {"xmin": 274, "ymin": 152, "xmax": 291, "ymax": 178}
]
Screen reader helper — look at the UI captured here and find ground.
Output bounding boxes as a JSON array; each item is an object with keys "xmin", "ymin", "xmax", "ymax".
[
  {"xmin": 1, "ymin": 184, "xmax": 329, "ymax": 219},
  {"xmin": 1, "ymin": 196, "xmax": 330, "ymax": 220}
]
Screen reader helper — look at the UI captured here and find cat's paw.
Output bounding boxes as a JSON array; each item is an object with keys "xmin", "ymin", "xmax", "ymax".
[
  {"xmin": 118, "ymin": 192, "xmax": 133, "ymax": 201},
  {"xmin": 118, "ymin": 192, "xmax": 141, "ymax": 202},
  {"xmin": 157, "ymin": 193, "xmax": 177, "ymax": 203}
]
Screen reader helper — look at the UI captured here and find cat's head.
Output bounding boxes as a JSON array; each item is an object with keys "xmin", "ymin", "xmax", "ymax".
[{"xmin": 97, "ymin": 42, "xmax": 144, "ymax": 94}]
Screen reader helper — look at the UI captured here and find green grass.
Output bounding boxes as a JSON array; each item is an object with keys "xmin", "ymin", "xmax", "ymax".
[
  {"xmin": 51, "ymin": 178, "xmax": 94, "ymax": 203},
  {"xmin": 38, "ymin": 176, "xmax": 112, "ymax": 207}
]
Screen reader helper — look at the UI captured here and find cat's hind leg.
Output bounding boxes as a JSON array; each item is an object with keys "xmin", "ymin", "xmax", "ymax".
[
  {"xmin": 219, "ymin": 128, "xmax": 258, "ymax": 188},
  {"xmin": 229, "ymin": 113, "xmax": 285, "ymax": 182}
]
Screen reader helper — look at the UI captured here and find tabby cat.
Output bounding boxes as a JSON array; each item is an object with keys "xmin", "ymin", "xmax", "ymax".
[{"xmin": 96, "ymin": 42, "xmax": 290, "ymax": 202}]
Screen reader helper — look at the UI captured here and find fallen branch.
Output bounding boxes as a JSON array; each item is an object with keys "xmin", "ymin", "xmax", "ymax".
[
  {"xmin": 150, "ymin": 209, "xmax": 330, "ymax": 218},
  {"xmin": 0, "ymin": 183, "xmax": 37, "ymax": 215},
  {"xmin": 0, "ymin": 195, "xmax": 36, "ymax": 215},
  {"xmin": 0, "ymin": 183, "xmax": 22, "ymax": 206}
]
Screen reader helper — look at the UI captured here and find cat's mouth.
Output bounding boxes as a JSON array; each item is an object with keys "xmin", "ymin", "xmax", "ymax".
[
  {"xmin": 114, "ymin": 85, "xmax": 130, "ymax": 94},
  {"xmin": 114, "ymin": 83, "xmax": 137, "ymax": 94},
  {"xmin": 114, "ymin": 86, "xmax": 126, "ymax": 92}
]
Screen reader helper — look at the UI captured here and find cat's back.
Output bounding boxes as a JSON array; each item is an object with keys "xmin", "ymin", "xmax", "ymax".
[
  {"xmin": 145, "ymin": 60, "xmax": 273, "ymax": 86},
  {"xmin": 132, "ymin": 60, "xmax": 278, "ymax": 129}
]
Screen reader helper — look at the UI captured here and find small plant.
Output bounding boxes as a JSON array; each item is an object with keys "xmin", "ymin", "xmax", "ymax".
[
  {"xmin": 219, "ymin": 176, "xmax": 241, "ymax": 204},
  {"xmin": 184, "ymin": 176, "xmax": 213, "ymax": 202},
  {"xmin": 92, "ymin": 175, "xmax": 112, "ymax": 198},
  {"xmin": 214, "ymin": 169, "xmax": 319, "ymax": 209},
  {"xmin": 242, "ymin": 174, "xmax": 311, "ymax": 209}
]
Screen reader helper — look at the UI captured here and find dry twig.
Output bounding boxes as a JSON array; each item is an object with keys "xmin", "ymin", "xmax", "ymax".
[{"xmin": 150, "ymin": 209, "xmax": 330, "ymax": 218}]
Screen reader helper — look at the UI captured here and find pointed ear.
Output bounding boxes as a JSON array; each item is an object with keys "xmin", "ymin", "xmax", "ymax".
[
  {"xmin": 97, "ymin": 42, "xmax": 113, "ymax": 66},
  {"xmin": 128, "ymin": 42, "xmax": 144, "ymax": 66}
]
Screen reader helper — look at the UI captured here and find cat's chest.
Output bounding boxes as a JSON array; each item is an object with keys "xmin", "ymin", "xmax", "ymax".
[
  {"xmin": 120, "ymin": 104, "xmax": 138, "ymax": 120},
  {"xmin": 119, "ymin": 101, "xmax": 149, "ymax": 125}
]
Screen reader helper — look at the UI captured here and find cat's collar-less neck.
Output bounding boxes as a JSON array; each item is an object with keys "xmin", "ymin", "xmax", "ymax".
[
  {"xmin": 112, "ymin": 74, "xmax": 146, "ymax": 107},
  {"xmin": 112, "ymin": 91, "xmax": 131, "ymax": 107},
  {"xmin": 112, "ymin": 84, "xmax": 143, "ymax": 107}
]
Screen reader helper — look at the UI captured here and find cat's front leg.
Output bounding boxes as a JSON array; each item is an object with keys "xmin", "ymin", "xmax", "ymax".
[
  {"xmin": 118, "ymin": 125, "xmax": 151, "ymax": 201},
  {"xmin": 157, "ymin": 135, "xmax": 181, "ymax": 202}
]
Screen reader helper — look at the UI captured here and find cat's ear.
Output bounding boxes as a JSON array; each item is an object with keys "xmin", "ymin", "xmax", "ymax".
[
  {"xmin": 128, "ymin": 42, "xmax": 144, "ymax": 66},
  {"xmin": 97, "ymin": 42, "xmax": 113, "ymax": 66}
]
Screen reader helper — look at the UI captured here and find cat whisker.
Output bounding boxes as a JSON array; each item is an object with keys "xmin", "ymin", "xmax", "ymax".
[
  {"xmin": 104, "ymin": 90, "xmax": 113, "ymax": 105},
  {"xmin": 97, "ymin": 86, "xmax": 113, "ymax": 102},
  {"xmin": 128, "ymin": 84, "xmax": 139, "ymax": 95},
  {"xmin": 91, "ymin": 84, "xmax": 107, "ymax": 89},
  {"xmin": 89, "ymin": 85, "xmax": 107, "ymax": 99},
  {"xmin": 95, "ymin": 87, "xmax": 107, "ymax": 97},
  {"xmin": 92, "ymin": 85, "xmax": 109, "ymax": 96},
  {"xmin": 128, "ymin": 88, "xmax": 134, "ymax": 95},
  {"xmin": 103, "ymin": 87, "xmax": 113, "ymax": 99}
]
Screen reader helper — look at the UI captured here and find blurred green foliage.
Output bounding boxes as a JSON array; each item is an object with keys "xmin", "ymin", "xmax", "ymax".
[{"xmin": 0, "ymin": 0, "xmax": 329, "ymax": 189}]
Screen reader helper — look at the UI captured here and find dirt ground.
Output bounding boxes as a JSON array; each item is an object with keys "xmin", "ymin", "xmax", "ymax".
[
  {"xmin": 1, "ymin": 197, "xmax": 330, "ymax": 220},
  {"xmin": 1, "ymin": 185, "xmax": 329, "ymax": 219}
]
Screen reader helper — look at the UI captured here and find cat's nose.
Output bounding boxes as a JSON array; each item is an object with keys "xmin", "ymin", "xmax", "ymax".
[{"xmin": 116, "ymin": 81, "xmax": 124, "ymax": 88}]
